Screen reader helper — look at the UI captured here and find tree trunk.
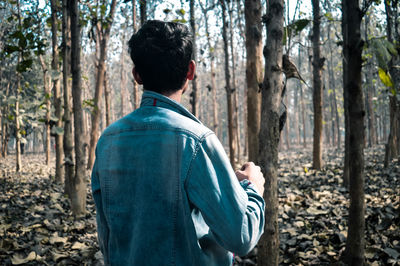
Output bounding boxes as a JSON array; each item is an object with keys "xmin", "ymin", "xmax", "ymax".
[
  {"xmin": 51, "ymin": 0, "xmax": 64, "ymax": 183},
  {"xmin": 228, "ymin": 1, "xmax": 240, "ymax": 162},
  {"xmin": 244, "ymin": 0, "xmax": 262, "ymax": 162},
  {"xmin": 342, "ymin": 0, "xmax": 366, "ymax": 263},
  {"xmin": 120, "ymin": 30, "xmax": 127, "ymax": 117},
  {"xmin": 38, "ymin": 56, "xmax": 51, "ymax": 166},
  {"xmin": 220, "ymin": 0, "xmax": 236, "ymax": 167},
  {"xmin": 189, "ymin": 0, "xmax": 198, "ymax": 116},
  {"xmin": 87, "ymin": 0, "xmax": 117, "ymax": 170},
  {"xmin": 384, "ymin": 0, "xmax": 400, "ymax": 166},
  {"xmin": 62, "ymin": 0, "xmax": 74, "ymax": 198},
  {"xmin": 257, "ymin": 0, "xmax": 284, "ymax": 265},
  {"xmin": 201, "ymin": 1, "xmax": 219, "ymax": 137},
  {"xmin": 70, "ymin": 0, "xmax": 87, "ymax": 216},
  {"xmin": 364, "ymin": 15, "xmax": 376, "ymax": 148},
  {"xmin": 131, "ymin": 0, "xmax": 141, "ymax": 110},
  {"xmin": 140, "ymin": 0, "xmax": 147, "ymax": 26},
  {"xmin": 104, "ymin": 70, "xmax": 112, "ymax": 127},
  {"xmin": 312, "ymin": 0, "xmax": 323, "ymax": 170},
  {"xmin": 15, "ymin": 0, "xmax": 22, "ymax": 172}
]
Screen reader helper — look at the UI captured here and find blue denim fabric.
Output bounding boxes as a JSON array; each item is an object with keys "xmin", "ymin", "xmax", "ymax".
[{"xmin": 92, "ymin": 91, "xmax": 265, "ymax": 266}]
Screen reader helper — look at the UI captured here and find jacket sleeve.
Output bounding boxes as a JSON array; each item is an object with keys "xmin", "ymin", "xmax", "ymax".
[{"xmin": 185, "ymin": 133, "xmax": 265, "ymax": 256}]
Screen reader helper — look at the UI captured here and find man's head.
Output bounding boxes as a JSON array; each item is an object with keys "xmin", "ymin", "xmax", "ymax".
[{"xmin": 128, "ymin": 20, "xmax": 194, "ymax": 95}]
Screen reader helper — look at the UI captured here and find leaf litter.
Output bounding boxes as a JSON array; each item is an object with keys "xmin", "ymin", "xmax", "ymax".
[
  {"xmin": 0, "ymin": 155, "xmax": 101, "ymax": 265},
  {"xmin": 235, "ymin": 146, "xmax": 399, "ymax": 265},
  {"xmin": 0, "ymin": 146, "xmax": 399, "ymax": 265}
]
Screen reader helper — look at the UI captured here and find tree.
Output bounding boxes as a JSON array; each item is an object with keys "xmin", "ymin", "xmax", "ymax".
[
  {"xmin": 200, "ymin": 0, "xmax": 219, "ymax": 137},
  {"xmin": 342, "ymin": 0, "xmax": 367, "ymax": 263},
  {"xmin": 62, "ymin": 0, "xmax": 74, "ymax": 198},
  {"xmin": 311, "ymin": 0, "xmax": 324, "ymax": 170},
  {"xmin": 87, "ymin": 0, "xmax": 118, "ymax": 170},
  {"xmin": 257, "ymin": 0, "xmax": 285, "ymax": 264},
  {"xmin": 70, "ymin": 0, "xmax": 87, "ymax": 216},
  {"xmin": 220, "ymin": 0, "xmax": 237, "ymax": 167},
  {"xmin": 38, "ymin": 55, "xmax": 51, "ymax": 166},
  {"xmin": 189, "ymin": 0, "xmax": 198, "ymax": 116},
  {"xmin": 384, "ymin": 0, "xmax": 400, "ymax": 166},
  {"xmin": 50, "ymin": 0, "xmax": 64, "ymax": 183}
]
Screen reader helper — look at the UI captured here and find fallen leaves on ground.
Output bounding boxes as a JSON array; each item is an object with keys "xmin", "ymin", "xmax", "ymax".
[
  {"xmin": 0, "ymin": 146, "xmax": 399, "ymax": 265},
  {"xmin": 0, "ymin": 155, "xmax": 101, "ymax": 265},
  {"xmin": 235, "ymin": 146, "xmax": 399, "ymax": 265}
]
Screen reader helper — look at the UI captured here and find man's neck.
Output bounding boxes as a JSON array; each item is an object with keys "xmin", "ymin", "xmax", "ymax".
[{"xmin": 163, "ymin": 91, "xmax": 183, "ymax": 103}]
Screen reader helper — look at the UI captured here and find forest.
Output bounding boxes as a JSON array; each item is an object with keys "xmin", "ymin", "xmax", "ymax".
[{"xmin": 0, "ymin": 0, "xmax": 399, "ymax": 265}]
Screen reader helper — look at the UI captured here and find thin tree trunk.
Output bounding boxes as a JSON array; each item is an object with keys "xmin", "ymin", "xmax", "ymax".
[
  {"xmin": 189, "ymin": 0, "xmax": 198, "ymax": 116},
  {"xmin": 228, "ymin": 1, "xmax": 240, "ymax": 162},
  {"xmin": 120, "ymin": 31, "xmax": 127, "ymax": 117},
  {"xmin": 342, "ymin": 0, "xmax": 366, "ymax": 263},
  {"xmin": 139, "ymin": 0, "xmax": 146, "ymax": 26},
  {"xmin": 62, "ymin": 0, "xmax": 74, "ymax": 198},
  {"xmin": 298, "ymin": 45, "xmax": 307, "ymax": 148},
  {"xmin": 38, "ymin": 56, "xmax": 51, "ymax": 166},
  {"xmin": 132, "ymin": 0, "xmax": 140, "ymax": 109},
  {"xmin": 70, "ymin": 0, "xmax": 87, "ymax": 216},
  {"xmin": 257, "ymin": 0, "xmax": 284, "ymax": 265},
  {"xmin": 15, "ymin": 0, "xmax": 22, "ymax": 172},
  {"xmin": 87, "ymin": 0, "xmax": 117, "ymax": 170},
  {"xmin": 51, "ymin": 0, "xmax": 64, "ymax": 183},
  {"xmin": 104, "ymin": 70, "xmax": 112, "ymax": 127},
  {"xmin": 220, "ymin": 0, "xmax": 236, "ymax": 167},
  {"xmin": 384, "ymin": 0, "xmax": 400, "ymax": 166},
  {"xmin": 312, "ymin": 0, "xmax": 323, "ymax": 170},
  {"xmin": 244, "ymin": 0, "xmax": 262, "ymax": 162},
  {"xmin": 201, "ymin": 1, "xmax": 219, "ymax": 137}
]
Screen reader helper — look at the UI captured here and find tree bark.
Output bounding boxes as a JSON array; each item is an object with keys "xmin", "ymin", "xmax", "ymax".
[
  {"xmin": 201, "ymin": 1, "xmax": 219, "ymax": 137},
  {"xmin": 189, "ymin": 0, "xmax": 198, "ymax": 116},
  {"xmin": 244, "ymin": 0, "xmax": 262, "ymax": 162},
  {"xmin": 257, "ymin": 0, "xmax": 284, "ymax": 265},
  {"xmin": 228, "ymin": 1, "xmax": 240, "ymax": 162},
  {"xmin": 363, "ymin": 15, "xmax": 376, "ymax": 148},
  {"xmin": 220, "ymin": 0, "xmax": 236, "ymax": 167},
  {"xmin": 104, "ymin": 70, "xmax": 112, "ymax": 127},
  {"xmin": 132, "ymin": 0, "xmax": 141, "ymax": 110},
  {"xmin": 384, "ymin": 0, "xmax": 400, "ymax": 167},
  {"xmin": 50, "ymin": 0, "xmax": 64, "ymax": 183},
  {"xmin": 87, "ymin": 0, "xmax": 117, "ymax": 170},
  {"xmin": 139, "ymin": 0, "xmax": 147, "ymax": 26},
  {"xmin": 70, "ymin": 0, "xmax": 87, "ymax": 216},
  {"xmin": 312, "ymin": 0, "xmax": 323, "ymax": 170},
  {"xmin": 38, "ymin": 56, "xmax": 51, "ymax": 166},
  {"xmin": 62, "ymin": 0, "xmax": 74, "ymax": 198},
  {"xmin": 15, "ymin": 0, "xmax": 22, "ymax": 172},
  {"xmin": 342, "ymin": 0, "xmax": 366, "ymax": 263}
]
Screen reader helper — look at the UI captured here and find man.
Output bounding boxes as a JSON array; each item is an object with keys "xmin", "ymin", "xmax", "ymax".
[{"xmin": 92, "ymin": 20, "xmax": 265, "ymax": 266}]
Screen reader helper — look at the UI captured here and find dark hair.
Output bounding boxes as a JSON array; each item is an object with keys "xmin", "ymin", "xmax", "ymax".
[{"xmin": 128, "ymin": 20, "xmax": 193, "ymax": 94}]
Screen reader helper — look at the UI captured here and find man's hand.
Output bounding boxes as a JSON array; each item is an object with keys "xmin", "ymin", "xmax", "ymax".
[{"xmin": 235, "ymin": 162, "xmax": 265, "ymax": 196}]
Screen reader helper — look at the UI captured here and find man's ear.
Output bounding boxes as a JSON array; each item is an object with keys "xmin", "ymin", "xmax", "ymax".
[
  {"xmin": 186, "ymin": 60, "xmax": 196, "ymax": 81},
  {"xmin": 132, "ymin": 67, "xmax": 143, "ymax": 84}
]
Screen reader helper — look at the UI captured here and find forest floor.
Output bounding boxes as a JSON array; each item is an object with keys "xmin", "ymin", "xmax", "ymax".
[{"xmin": 0, "ymin": 146, "xmax": 399, "ymax": 265}]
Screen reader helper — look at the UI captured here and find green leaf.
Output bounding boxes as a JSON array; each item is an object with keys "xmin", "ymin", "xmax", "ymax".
[
  {"xmin": 324, "ymin": 12, "xmax": 334, "ymax": 21},
  {"xmin": 5, "ymin": 45, "xmax": 20, "ymax": 54},
  {"xmin": 16, "ymin": 59, "xmax": 33, "ymax": 73},
  {"xmin": 283, "ymin": 19, "xmax": 310, "ymax": 45},
  {"xmin": 51, "ymin": 126, "xmax": 64, "ymax": 136},
  {"xmin": 176, "ymin": 8, "xmax": 186, "ymax": 16},
  {"xmin": 378, "ymin": 67, "xmax": 393, "ymax": 88},
  {"xmin": 171, "ymin": 18, "xmax": 187, "ymax": 24}
]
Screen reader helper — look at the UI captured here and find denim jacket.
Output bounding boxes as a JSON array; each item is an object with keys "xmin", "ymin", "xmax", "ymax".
[{"xmin": 92, "ymin": 91, "xmax": 265, "ymax": 266}]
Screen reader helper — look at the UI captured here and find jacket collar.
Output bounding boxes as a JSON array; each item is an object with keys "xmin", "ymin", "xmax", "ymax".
[{"xmin": 140, "ymin": 90, "xmax": 201, "ymax": 124}]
